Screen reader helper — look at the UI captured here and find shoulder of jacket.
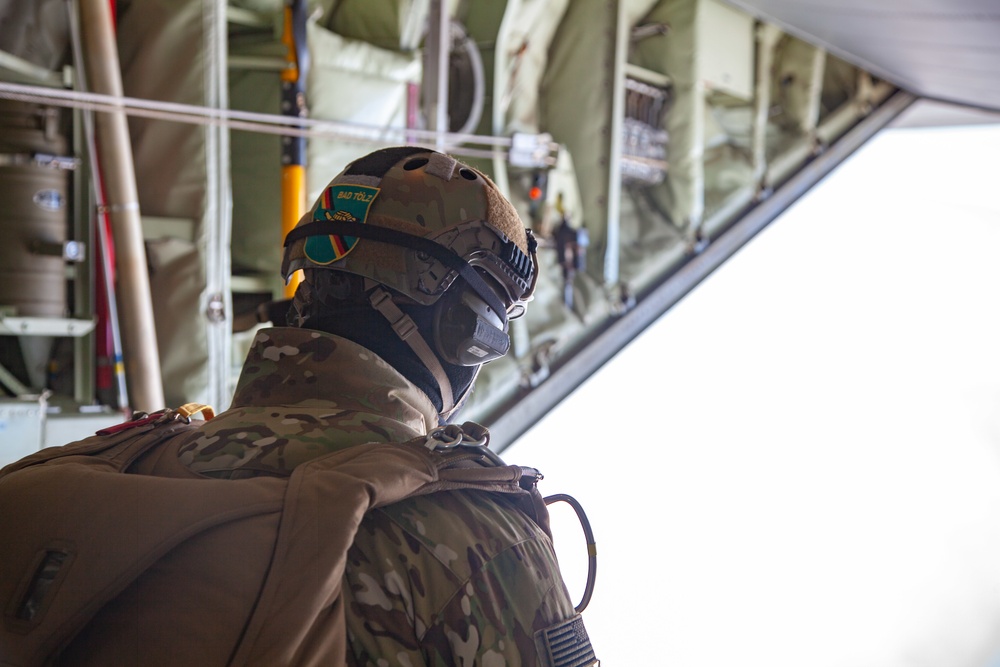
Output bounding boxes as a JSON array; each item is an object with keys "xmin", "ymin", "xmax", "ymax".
[{"xmin": 0, "ymin": 406, "xmax": 210, "ymax": 478}]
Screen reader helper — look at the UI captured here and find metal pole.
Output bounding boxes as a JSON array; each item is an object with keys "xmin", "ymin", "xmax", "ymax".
[
  {"xmin": 603, "ymin": 0, "xmax": 628, "ymax": 285},
  {"xmin": 423, "ymin": 0, "xmax": 449, "ymax": 150},
  {"xmin": 281, "ymin": 0, "xmax": 308, "ymax": 299},
  {"xmin": 68, "ymin": 0, "xmax": 129, "ymax": 412},
  {"xmin": 77, "ymin": 0, "xmax": 164, "ymax": 412},
  {"xmin": 490, "ymin": 0, "xmax": 519, "ymax": 197}
]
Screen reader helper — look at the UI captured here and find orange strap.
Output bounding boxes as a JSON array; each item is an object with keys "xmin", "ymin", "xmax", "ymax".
[{"xmin": 176, "ymin": 403, "xmax": 215, "ymax": 421}]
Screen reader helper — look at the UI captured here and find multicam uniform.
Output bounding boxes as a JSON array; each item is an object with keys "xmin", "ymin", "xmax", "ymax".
[{"xmin": 180, "ymin": 326, "xmax": 578, "ymax": 666}]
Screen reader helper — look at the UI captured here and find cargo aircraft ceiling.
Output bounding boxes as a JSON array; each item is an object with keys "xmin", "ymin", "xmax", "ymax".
[{"xmin": 726, "ymin": 0, "xmax": 1000, "ymax": 113}]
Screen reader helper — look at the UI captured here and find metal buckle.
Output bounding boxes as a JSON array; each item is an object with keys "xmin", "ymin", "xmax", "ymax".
[{"xmin": 423, "ymin": 423, "xmax": 489, "ymax": 451}]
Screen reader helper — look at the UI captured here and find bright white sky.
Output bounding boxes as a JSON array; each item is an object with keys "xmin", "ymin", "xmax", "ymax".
[{"xmin": 506, "ymin": 120, "xmax": 1000, "ymax": 666}]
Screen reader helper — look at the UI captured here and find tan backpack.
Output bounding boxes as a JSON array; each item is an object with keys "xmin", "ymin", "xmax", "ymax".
[{"xmin": 0, "ymin": 406, "xmax": 550, "ymax": 667}]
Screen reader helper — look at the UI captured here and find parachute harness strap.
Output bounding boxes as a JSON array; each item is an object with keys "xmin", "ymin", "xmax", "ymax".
[{"xmin": 544, "ymin": 493, "xmax": 597, "ymax": 614}]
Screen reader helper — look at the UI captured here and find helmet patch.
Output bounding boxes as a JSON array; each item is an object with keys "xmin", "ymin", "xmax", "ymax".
[{"xmin": 304, "ymin": 184, "xmax": 380, "ymax": 264}]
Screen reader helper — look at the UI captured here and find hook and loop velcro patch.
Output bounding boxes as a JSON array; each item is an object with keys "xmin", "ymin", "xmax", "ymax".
[
  {"xmin": 304, "ymin": 184, "xmax": 380, "ymax": 264},
  {"xmin": 535, "ymin": 614, "xmax": 599, "ymax": 666}
]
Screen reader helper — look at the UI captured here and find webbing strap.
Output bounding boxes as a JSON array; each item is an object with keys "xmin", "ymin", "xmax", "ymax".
[
  {"xmin": 177, "ymin": 403, "xmax": 215, "ymax": 421},
  {"xmin": 367, "ymin": 286, "xmax": 455, "ymax": 414},
  {"xmin": 284, "ymin": 220, "xmax": 508, "ymax": 319}
]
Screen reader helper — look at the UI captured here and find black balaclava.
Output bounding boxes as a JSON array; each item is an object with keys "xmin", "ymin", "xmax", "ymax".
[{"xmin": 287, "ymin": 271, "xmax": 478, "ymax": 421}]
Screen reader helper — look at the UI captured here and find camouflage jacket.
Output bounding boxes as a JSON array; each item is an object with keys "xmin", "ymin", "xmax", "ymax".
[{"xmin": 181, "ymin": 327, "xmax": 579, "ymax": 666}]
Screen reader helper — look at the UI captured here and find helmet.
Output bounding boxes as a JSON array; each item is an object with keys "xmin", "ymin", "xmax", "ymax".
[{"xmin": 282, "ymin": 146, "xmax": 538, "ymax": 417}]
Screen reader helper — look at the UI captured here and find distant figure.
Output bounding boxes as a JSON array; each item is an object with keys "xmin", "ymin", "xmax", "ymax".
[{"xmin": 0, "ymin": 146, "xmax": 597, "ymax": 667}]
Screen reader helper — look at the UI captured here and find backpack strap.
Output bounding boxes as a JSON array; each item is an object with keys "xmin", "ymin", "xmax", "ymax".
[
  {"xmin": 230, "ymin": 422, "xmax": 550, "ymax": 667},
  {"xmin": 407, "ymin": 422, "xmax": 552, "ymax": 535}
]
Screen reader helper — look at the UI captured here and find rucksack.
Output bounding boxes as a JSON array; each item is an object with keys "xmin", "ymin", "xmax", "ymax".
[{"xmin": 0, "ymin": 405, "xmax": 555, "ymax": 667}]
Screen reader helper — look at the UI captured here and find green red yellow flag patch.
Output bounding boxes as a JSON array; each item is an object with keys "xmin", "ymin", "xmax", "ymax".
[{"xmin": 303, "ymin": 184, "xmax": 380, "ymax": 264}]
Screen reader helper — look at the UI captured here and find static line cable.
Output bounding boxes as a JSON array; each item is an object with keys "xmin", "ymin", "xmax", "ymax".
[
  {"xmin": 0, "ymin": 82, "xmax": 558, "ymax": 165},
  {"xmin": 544, "ymin": 493, "xmax": 597, "ymax": 614},
  {"xmin": 0, "ymin": 80, "xmax": 505, "ymax": 143}
]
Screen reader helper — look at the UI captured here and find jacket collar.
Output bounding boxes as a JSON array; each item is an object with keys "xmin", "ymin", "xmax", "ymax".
[{"xmin": 232, "ymin": 327, "xmax": 438, "ymax": 436}]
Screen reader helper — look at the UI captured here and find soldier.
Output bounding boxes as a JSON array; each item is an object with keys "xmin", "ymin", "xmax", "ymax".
[
  {"xmin": 0, "ymin": 146, "xmax": 597, "ymax": 666},
  {"xmin": 184, "ymin": 145, "xmax": 593, "ymax": 664}
]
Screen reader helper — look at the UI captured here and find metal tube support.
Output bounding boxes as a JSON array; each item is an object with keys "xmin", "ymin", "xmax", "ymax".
[
  {"xmin": 803, "ymin": 46, "xmax": 826, "ymax": 136},
  {"xmin": 71, "ymin": 95, "xmax": 96, "ymax": 405},
  {"xmin": 281, "ymin": 0, "xmax": 308, "ymax": 299},
  {"xmin": 203, "ymin": 0, "xmax": 234, "ymax": 411},
  {"xmin": 491, "ymin": 0, "xmax": 520, "ymax": 198},
  {"xmin": 603, "ymin": 0, "xmax": 628, "ymax": 286},
  {"xmin": 0, "ymin": 361, "xmax": 31, "ymax": 396},
  {"xmin": 77, "ymin": 0, "xmax": 164, "ymax": 413},
  {"xmin": 68, "ymin": 0, "xmax": 128, "ymax": 411},
  {"xmin": 752, "ymin": 24, "xmax": 782, "ymax": 186},
  {"xmin": 423, "ymin": 0, "xmax": 450, "ymax": 151}
]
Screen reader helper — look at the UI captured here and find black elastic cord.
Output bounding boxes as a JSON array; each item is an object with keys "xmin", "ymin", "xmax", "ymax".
[
  {"xmin": 544, "ymin": 493, "xmax": 597, "ymax": 614},
  {"xmin": 285, "ymin": 220, "xmax": 508, "ymax": 321}
]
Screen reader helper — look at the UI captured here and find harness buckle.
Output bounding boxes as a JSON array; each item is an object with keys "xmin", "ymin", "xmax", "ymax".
[{"xmin": 423, "ymin": 423, "xmax": 489, "ymax": 451}]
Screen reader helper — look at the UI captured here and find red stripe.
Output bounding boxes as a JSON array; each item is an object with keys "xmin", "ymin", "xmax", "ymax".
[{"xmin": 331, "ymin": 235, "xmax": 348, "ymax": 256}]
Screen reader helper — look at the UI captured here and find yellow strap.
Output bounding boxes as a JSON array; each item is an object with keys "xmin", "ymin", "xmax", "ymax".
[{"xmin": 177, "ymin": 403, "xmax": 215, "ymax": 421}]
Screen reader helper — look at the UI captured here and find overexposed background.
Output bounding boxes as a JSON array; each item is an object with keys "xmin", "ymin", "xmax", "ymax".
[{"xmin": 507, "ymin": 118, "xmax": 1000, "ymax": 666}]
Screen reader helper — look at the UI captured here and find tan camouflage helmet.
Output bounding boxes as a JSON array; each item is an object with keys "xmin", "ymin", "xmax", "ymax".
[{"xmin": 281, "ymin": 146, "xmax": 537, "ymax": 316}]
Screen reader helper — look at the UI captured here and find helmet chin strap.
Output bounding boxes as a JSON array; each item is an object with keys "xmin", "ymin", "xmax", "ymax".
[{"xmin": 366, "ymin": 282, "xmax": 456, "ymax": 417}]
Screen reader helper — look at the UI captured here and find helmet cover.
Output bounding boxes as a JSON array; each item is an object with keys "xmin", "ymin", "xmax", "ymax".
[{"xmin": 282, "ymin": 146, "xmax": 536, "ymax": 315}]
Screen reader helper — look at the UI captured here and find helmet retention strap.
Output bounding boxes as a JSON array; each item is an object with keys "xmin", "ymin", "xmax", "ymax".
[{"xmin": 367, "ymin": 284, "xmax": 455, "ymax": 415}]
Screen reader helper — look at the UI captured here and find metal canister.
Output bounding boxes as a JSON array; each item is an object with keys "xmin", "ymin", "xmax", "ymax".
[
  {"xmin": 0, "ymin": 100, "xmax": 71, "ymax": 318},
  {"xmin": 0, "ymin": 100, "xmax": 73, "ymax": 388}
]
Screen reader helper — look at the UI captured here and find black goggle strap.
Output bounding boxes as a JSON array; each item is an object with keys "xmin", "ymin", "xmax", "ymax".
[
  {"xmin": 366, "ymin": 283, "xmax": 455, "ymax": 415},
  {"xmin": 285, "ymin": 220, "xmax": 510, "ymax": 324}
]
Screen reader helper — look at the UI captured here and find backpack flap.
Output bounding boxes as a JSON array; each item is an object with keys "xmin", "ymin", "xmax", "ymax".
[{"xmin": 0, "ymin": 460, "xmax": 284, "ymax": 666}]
